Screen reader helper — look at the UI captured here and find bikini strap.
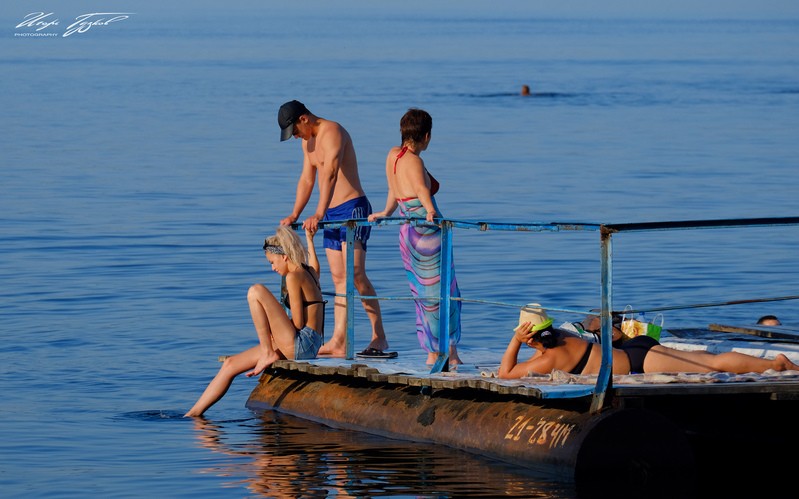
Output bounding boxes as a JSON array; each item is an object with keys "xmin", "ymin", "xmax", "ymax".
[
  {"xmin": 393, "ymin": 146, "xmax": 408, "ymax": 174},
  {"xmin": 301, "ymin": 263, "xmax": 321, "ymax": 291}
]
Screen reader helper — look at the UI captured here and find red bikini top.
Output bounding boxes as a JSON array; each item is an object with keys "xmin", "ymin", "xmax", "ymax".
[{"xmin": 393, "ymin": 146, "xmax": 440, "ymax": 197}]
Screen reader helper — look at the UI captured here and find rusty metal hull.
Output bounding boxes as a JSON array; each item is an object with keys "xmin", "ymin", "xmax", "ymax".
[{"xmin": 246, "ymin": 368, "xmax": 694, "ymax": 489}]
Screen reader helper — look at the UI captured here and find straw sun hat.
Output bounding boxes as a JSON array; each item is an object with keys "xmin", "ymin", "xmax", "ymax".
[{"xmin": 515, "ymin": 303, "xmax": 554, "ymax": 333}]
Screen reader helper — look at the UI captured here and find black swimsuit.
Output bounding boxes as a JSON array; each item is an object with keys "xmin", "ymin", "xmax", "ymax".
[
  {"xmin": 569, "ymin": 342, "xmax": 593, "ymax": 375},
  {"xmin": 619, "ymin": 336, "xmax": 659, "ymax": 373}
]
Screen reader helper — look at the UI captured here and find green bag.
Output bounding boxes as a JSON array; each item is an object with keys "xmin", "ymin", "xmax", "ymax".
[{"xmin": 620, "ymin": 305, "xmax": 663, "ymax": 341}]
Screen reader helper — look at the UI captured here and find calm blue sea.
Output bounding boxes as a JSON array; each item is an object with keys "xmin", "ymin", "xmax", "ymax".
[{"xmin": 2, "ymin": 2, "xmax": 799, "ymax": 497}]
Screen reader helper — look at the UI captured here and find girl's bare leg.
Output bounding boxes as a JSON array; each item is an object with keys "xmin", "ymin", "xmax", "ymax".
[
  {"xmin": 185, "ymin": 285, "xmax": 300, "ymax": 418},
  {"xmin": 246, "ymin": 284, "xmax": 297, "ymax": 376},
  {"xmin": 184, "ymin": 345, "xmax": 260, "ymax": 417}
]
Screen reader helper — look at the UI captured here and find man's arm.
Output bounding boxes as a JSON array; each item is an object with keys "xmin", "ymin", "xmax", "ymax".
[
  {"xmin": 281, "ymin": 146, "xmax": 315, "ymax": 226},
  {"xmin": 303, "ymin": 126, "xmax": 342, "ymax": 231}
]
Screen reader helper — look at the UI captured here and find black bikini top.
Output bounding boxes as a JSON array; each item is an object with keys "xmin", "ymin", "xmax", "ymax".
[
  {"xmin": 569, "ymin": 341, "xmax": 593, "ymax": 375},
  {"xmin": 281, "ymin": 264, "xmax": 326, "ymax": 309}
]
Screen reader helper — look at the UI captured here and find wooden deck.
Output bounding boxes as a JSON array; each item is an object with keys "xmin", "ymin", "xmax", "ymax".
[{"xmin": 248, "ymin": 325, "xmax": 799, "ymax": 399}]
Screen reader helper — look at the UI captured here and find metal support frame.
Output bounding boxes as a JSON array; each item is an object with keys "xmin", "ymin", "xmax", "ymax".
[
  {"xmin": 591, "ymin": 226, "xmax": 614, "ymax": 413},
  {"xmin": 345, "ymin": 221, "xmax": 356, "ymax": 359},
  {"xmin": 430, "ymin": 220, "xmax": 452, "ymax": 373},
  {"xmin": 301, "ymin": 216, "xmax": 799, "ymax": 402}
]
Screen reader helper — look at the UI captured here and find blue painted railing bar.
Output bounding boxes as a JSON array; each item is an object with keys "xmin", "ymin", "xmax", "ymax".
[
  {"xmin": 345, "ymin": 221, "xmax": 356, "ymax": 360},
  {"xmin": 431, "ymin": 220, "xmax": 453, "ymax": 373},
  {"xmin": 593, "ymin": 226, "xmax": 614, "ymax": 413}
]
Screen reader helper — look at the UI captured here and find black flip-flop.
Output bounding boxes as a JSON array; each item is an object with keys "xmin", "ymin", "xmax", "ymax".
[{"xmin": 355, "ymin": 348, "xmax": 398, "ymax": 359}]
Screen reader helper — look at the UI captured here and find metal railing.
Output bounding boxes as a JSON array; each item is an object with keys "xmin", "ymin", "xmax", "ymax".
[{"xmin": 303, "ymin": 216, "xmax": 799, "ymax": 413}]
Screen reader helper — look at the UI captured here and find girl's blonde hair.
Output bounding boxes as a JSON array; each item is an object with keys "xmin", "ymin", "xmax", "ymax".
[{"xmin": 263, "ymin": 226, "xmax": 307, "ymax": 267}]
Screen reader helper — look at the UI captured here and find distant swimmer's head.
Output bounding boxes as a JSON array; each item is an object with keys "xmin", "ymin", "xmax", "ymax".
[
  {"xmin": 278, "ymin": 100, "xmax": 310, "ymax": 142},
  {"xmin": 521, "ymin": 85, "xmax": 531, "ymax": 96},
  {"xmin": 757, "ymin": 315, "xmax": 782, "ymax": 326}
]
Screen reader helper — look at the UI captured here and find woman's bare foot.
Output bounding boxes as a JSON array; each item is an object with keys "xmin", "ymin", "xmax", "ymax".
[
  {"xmin": 246, "ymin": 351, "xmax": 280, "ymax": 377},
  {"xmin": 426, "ymin": 351, "xmax": 438, "ymax": 365},
  {"xmin": 774, "ymin": 354, "xmax": 799, "ymax": 372},
  {"xmin": 425, "ymin": 346, "xmax": 463, "ymax": 368},
  {"xmin": 448, "ymin": 345, "xmax": 463, "ymax": 368}
]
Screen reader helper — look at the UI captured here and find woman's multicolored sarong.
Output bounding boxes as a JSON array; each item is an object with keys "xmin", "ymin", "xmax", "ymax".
[{"xmin": 397, "ymin": 196, "xmax": 461, "ymax": 353}]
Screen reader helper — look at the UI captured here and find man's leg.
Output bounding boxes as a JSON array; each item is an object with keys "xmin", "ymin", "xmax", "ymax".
[
  {"xmin": 348, "ymin": 241, "xmax": 388, "ymax": 352},
  {"xmin": 317, "ymin": 247, "xmax": 347, "ymax": 356},
  {"xmin": 317, "ymin": 241, "xmax": 388, "ymax": 355}
]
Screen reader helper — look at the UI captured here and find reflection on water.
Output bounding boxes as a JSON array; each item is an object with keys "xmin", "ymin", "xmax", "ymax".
[
  {"xmin": 120, "ymin": 410, "xmax": 189, "ymax": 422},
  {"xmin": 190, "ymin": 412, "xmax": 576, "ymax": 498}
]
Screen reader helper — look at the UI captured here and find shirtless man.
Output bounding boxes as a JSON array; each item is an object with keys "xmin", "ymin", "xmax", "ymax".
[{"xmin": 277, "ymin": 100, "xmax": 389, "ymax": 357}]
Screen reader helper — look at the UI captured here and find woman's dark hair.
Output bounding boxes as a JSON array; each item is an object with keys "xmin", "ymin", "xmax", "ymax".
[
  {"xmin": 400, "ymin": 108, "xmax": 432, "ymax": 145},
  {"xmin": 533, "ymin": 326, "xmax": 559, "ymax": 348}
]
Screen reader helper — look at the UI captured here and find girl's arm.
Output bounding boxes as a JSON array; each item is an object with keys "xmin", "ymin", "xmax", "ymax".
[{"xmin": 305, "ymin": 227, "xmax": 320, "ymax": 277}]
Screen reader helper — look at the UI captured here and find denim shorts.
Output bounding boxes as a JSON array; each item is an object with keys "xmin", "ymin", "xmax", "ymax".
[{"xmin": 295, "ymin": 325, "xmax": 322, "ymax": 360}]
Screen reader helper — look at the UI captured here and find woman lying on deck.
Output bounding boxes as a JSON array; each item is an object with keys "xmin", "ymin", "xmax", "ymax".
[{"xmin": 498, "ymin": 305, "xmax": 799, "ymax": 380}]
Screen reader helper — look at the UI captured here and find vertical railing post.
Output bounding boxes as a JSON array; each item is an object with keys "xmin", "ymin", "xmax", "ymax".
[
  {"xmin": 591, "ymin": 226, "xmax": 614, "ymax": 413},
  {"xmin": 430, "ymin": 220, "xmax": 452, "ymax": 374},
  {"xmin": 345, "ymin": 221, "xmax": 356, "ymax": 360}
]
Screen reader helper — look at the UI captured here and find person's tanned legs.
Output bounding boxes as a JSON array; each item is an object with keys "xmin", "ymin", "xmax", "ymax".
[{"xmin": 318, "ymin": 241, "xmax": 387, "ymax": 356}]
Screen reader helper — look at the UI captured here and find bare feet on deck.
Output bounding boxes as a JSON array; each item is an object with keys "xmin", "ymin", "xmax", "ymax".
[
  {"xmin": 318, "ymin": 336, "xmax": 389, "ymax": 357},
  {"xmin": 774, "ymin": 354, "xmax": 799, "ymax": 372},
  {"xmin": 449, "ymin": 345, "xmax": 463, "ymax": 367},
  {"xmin": 246, "ymin": 351, "xmax": 281, "ymax": 377},
  {"xmin": 318, "ymin": 338, "xmax": 346, "ymax": 357},
  {"xmin": 426, "ymin": 345, "xmax": 463, "ymax": 369},
  {"xmin": 426, "ymin": 351, "xmax": 438, "ymax": 365}
]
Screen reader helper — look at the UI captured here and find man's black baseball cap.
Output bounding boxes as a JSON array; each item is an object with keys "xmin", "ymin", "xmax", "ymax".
[{"xmin": 278, "ymin": 100, "xmax": 309, "ymax": 141}]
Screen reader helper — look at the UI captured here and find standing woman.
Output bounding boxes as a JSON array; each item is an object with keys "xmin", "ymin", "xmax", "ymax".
[
  {"xmin": 369, "ymin": 108, "xmax": 462, "ymax": 366},
  {"xmin": 185, "ymin": 226, "xmax": 324, "ymax": 417}
]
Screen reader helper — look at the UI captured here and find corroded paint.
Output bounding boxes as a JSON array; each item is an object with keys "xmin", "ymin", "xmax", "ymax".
[{"xmin": 246, "ymin": 369, "xmax": 691, "ymax": 481}]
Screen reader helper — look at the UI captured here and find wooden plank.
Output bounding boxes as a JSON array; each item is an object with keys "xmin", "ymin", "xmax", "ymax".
[{"xmin": 708, "ymin": 323, "xmax": 799, "ymax": 341}]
